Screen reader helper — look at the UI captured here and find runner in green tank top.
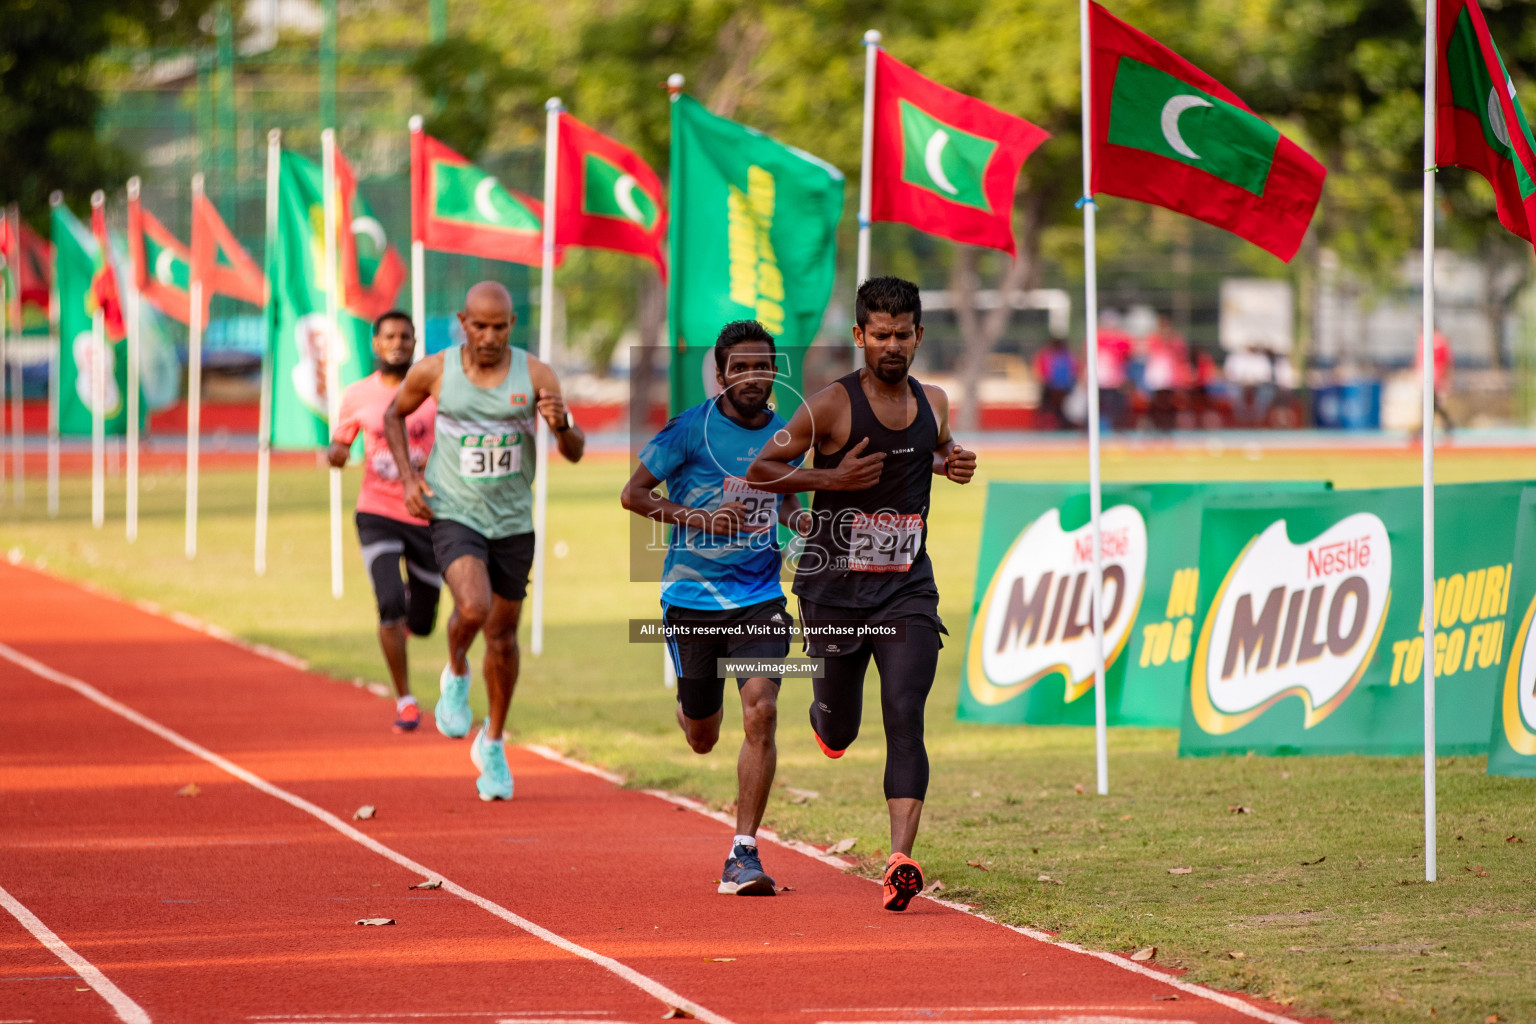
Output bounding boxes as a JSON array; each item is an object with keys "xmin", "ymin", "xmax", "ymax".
[{"xmin": 383, "ymin": 282, "xmax": 585, "ymax": 801}]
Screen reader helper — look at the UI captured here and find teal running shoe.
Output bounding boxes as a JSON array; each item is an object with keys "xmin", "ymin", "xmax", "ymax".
[
  {"xmin": 435, "ymin": 664, "xmax": 473, "ymax": 739},
  {"xmin": 470, "ymin": 725, "xmax": 514, "ymax": 801}
]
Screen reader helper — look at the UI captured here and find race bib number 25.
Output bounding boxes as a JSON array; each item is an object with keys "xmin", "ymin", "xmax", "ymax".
[
  {"xmin": 459, "ymin": 434, "xmax": 522, "ymax": 479},
  {"xmin": 722, "ymin": 475, "xmax": 777, "ymax": 532},
  {"xmin": 849, "ymin": 512, "xmax": 923, "ymax": 572}
]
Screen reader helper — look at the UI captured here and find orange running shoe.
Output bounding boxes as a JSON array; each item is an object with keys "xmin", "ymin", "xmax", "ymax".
[
  {"xmin": 882, "ymin": 852, "xmax": 924, "ymax": 912},
  {"xmin": 393, "ymin": 701, "xmax": 421, "ymax": 733},
  {"xmin": 813, "ymin": 729, "xmax": 846, "ymax": 759}
]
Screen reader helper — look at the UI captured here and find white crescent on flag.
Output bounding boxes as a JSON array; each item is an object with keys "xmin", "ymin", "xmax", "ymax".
[
  {"xmin": 473, "ymin": 177, "xmax": 502, "ymax": 223},
  {"xmin": 923, "ymin": 129, "xmax": 960, "ymax": 195},
  {"xmin": 615, "ymin": 174, "xmax": 646, "ymax": 224},
  {"xmin": 1161, "ymin": 94, "xmax": 1213, "ymax": 160}
]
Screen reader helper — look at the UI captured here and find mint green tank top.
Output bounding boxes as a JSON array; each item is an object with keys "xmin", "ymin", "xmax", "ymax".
[{"xmin": 424, "ymin": 344, "xmax": 537, "ymax": 539}]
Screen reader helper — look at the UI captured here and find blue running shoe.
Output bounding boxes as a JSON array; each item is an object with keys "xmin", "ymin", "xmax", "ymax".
[
  {"xmin": 435, "ymin": 664, "xmax": 472, "ymax": 739},
  {"xmin": 470, "ymin": 726, "xmax": 514, "ymax": 801},
  {"xmin": 718, "ymin": 843, "xmax": 776, "ymax": 895}
]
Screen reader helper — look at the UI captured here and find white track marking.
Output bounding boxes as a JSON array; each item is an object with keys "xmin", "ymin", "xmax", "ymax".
[
  {"xmin": 0, "ymin": 644, "xmax": 733, "ymax": 1024},
  {"xmin": 524, "ymin": 747, "xmax": 1307, "ymax": 1024},
  {"xmin": 0, "ymin": 883, "xmax": 151, "ymax": 1024},
  {"xmin": 819, "ymin": 1019, "xmax": 1191, "ymax": 1024}
]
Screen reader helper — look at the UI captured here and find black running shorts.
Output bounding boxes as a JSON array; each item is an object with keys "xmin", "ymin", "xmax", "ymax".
[
  {"xmin": 663, "ymin": 598, "xmax": 792, "ymax": 720},
  {"xmin": 429, "ymin": 520, "xmax": 536, "ymax": 601},
  {"xmin": 356, "ymin": 512, "xmax": 441, "ymax": 634}
]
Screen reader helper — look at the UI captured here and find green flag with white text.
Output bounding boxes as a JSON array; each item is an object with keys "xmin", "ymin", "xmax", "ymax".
[{"xmin": 667, "ymin": 95, "xmax": 844, "ymax": 413}]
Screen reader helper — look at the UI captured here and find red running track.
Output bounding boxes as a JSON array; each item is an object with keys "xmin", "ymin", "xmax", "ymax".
[{"xmin": 0, "ymin": 562, "xmax": 1322, "ymax": 1024}]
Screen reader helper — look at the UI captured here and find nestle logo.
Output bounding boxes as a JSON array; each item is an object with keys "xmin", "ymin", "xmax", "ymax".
[
  {"xmin": 1307, "ymin": 535, "xmax": 1371, "ymax": 579},
  {"xmin": 1074, "ymin": 527, "xmax": 1130, "ymax": 565}
]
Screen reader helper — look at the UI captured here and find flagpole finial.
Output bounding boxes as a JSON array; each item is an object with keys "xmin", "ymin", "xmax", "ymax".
[
  {"xmin": 545, "ymin": 97, "xmax": 563, "ymax": 113},
  {"xmin": 49, "ymin": 191, "xmax": 63, "ymax": 208},
  {"xmin": 192, "ymin": 173, "xmax": 205, "ymax": 198},
  {"xmin": 127, "ymin": 177, "xmax": 141, "ymax": 199},
  {"xmin": 409, "ymin": 114, "xmax": 423, "ymax": 133},
  {"xmin": 667, "ymin": 73, "xmax": 685, "ymax": 100},
  {"xmin": 863, "ymin": 29, "xmax": 881, "ymax": 45},
  {"xmin": 91, "ymin": 190, "xmax": 105, "ymax": 209},
  {"xmin": 268, "ymin": 128, "xmax": 281, "ymax": 145}
]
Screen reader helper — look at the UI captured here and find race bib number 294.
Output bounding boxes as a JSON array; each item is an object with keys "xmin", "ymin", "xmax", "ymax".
[{"xmin": 848, "ymin": 512, "xmax": 922, "ymax": 572}]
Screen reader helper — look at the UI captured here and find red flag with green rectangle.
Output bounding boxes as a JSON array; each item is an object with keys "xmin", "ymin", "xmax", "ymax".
[
  {"xmin": 870, "ymin": 50, "xmax": 1049, "ymax": 256},
  {"xmin": 1089, "ymin": 2, "xmax": 1325, "ymax": 262},
  {"xmin": 128, "ymin": 192, "xmax": 192, "ymax": 324},
  {"xmin": 554, "ymin": 112, "xmax": 667, "ymax": 278},
  {"xmin": 412, "ymin": 128, "xmax": 550, "ymax": 266},
  {"xmin": 1437, "ymin": 0, "xmax": 1536, "ymax": 249}
]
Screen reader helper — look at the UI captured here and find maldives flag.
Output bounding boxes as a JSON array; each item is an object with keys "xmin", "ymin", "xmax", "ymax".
[
  {"xmin": 128, "ymin": 187, "xmax": 192, "ymax": 324},
  {"xmin": 871, "ymin": 51, "xmax": 1049, "ymax": 255},
  {"xmin": 191, "ymin": 191, "xmax": 265, "ymax": 313},
  {"xmin": 1, "ymin": 206, "xmax": 51, "ymax": 315},
  {"xmin": 89, "ymin": 199, "xmax": 127, "ymax": 341},
  {"xmin": 1436, "ymin": 0, "xmax": 1536, "ymax": 249},
  {"xmin": 1089, "ymin": 2, "xmax": 1325, "ymax": 262},
  {"xmin": 334, "ymin": 148, "xmax": 406, "ymax": 322},
  {"xmin": 555, "ymin": 113, "xmax": 667, "ymax": 278},
  {"xmin": 412, "ymin": 128, "xmax": 549, "ymax": 266}
]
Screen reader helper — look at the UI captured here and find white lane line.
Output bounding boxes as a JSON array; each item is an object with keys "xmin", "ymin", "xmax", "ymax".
[
  {"xmin": 0, "ymin": 643, "xmax": 733, "ymax": 1024},
  {"xmin": 816, "ymin": 1019, "xmax": 1192, "ymax": 1024},
  {"xmin": 0, "ymin": 883, "xmax": 151, "ymax": 1024},
  {"xmin": 523, "ymin": 747, "xmax": 1307, "ymax": 1024}
]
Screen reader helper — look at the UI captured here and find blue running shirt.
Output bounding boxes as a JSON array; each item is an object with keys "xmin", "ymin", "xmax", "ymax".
[{"xmin": 638, "ymin": 399, "xmax": 798, "ymax": 611}]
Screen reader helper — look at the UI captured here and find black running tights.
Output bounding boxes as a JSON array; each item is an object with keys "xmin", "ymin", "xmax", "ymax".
[{"xmin": 809, "ymin": 625, "xmax": 941, "ymax": 801}]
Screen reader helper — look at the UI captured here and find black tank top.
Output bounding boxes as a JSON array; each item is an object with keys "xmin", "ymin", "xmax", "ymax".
[{"xmin": 793, "ymin": 371, "xmax": 939, "ymax": 608}]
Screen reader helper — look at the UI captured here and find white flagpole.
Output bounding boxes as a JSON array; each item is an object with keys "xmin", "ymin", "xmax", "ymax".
[
  {"xmin": 126, "ymin": 179, "xmax": 141, "ymax": 542},
  {"xmin": 1, "ymin": 261, "xmax": 8, "ymax": 503},
  {"xmin": 664, "ymin": 73, "xmax": 684, "ymax": 691},
  {"xmin": 856, "ymin": 29, "xmax": 881, "ymax": 370},
  {"xmin": 255, "ymin": 129, "xmax": 280, "ymax": 576},
  {"xmin": 89, "ymin": 191, "xmax": 106, "ymax": 530},
  {"xmin": 10, "ymin": 204, "xmax": 23, "ymax": 505},
  {"xmin": 322, "ymin": 128, "xmax": 345, "ymax": 599},
  {"xmin": 47, "ymin": 191, "xmax": 61, "ymax": 518},
  {"xmin": 1080, "ymin": 0, "xmax": 1108, "ymax": 796},
  {"xmin": 531, "ymin": 96, "xmax": 563, "ymax": 658},
  {"xmin": 1421, "ymin": 0, "xmax": 1439, "ymax": 884},
  {"xmin": 186, "ymin": 175, "xmax": 206, "ymax": 559},
  {"xmin": 409, "ymin": 115, "xmax": 427, "ymax": 363}
]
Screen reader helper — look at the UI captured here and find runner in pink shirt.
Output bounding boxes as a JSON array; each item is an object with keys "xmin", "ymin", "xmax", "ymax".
[{"xmin": 328, "ymin": 311, "xmax": 441, "ymax": 732}]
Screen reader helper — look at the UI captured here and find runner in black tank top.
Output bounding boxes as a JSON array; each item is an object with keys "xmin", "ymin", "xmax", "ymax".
[{"xmin": 746, "ymin": 277, "xmax": 977, "ymax": 912}]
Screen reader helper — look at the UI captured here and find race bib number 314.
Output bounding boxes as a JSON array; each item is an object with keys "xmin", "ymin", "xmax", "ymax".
[
  {"xmin": 848, "ymin": 512, "xmax": 922, "ymax": 572},
  {"xmin": 459, "ymin": 434, "xmax": 522, "ymax": 479}
]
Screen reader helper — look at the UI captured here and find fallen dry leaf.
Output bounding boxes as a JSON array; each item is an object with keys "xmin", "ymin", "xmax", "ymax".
[
  {"xmin": 827, "ymin": 837, "xmax": 858, "ymax": 855},
  {"xmin": 970, "ymin": 789, "xmax": 982, "ymax": 798},
  {"xmin": 785, "ymin": 787, "xmax": 819, "ymax": 805},
  {"xmin": 1037, "ymin": 874, "xmax": 1064, "ymax": 885},
  {"xmin": 1073, "ymin": 783, "xmax": 1086, "ymax": 794},
  {"xmin": 922, "ymin": 879, "xmax": 946, "ymax": 894},
  {"xmin": 1118, "ymin": 814, "xmax": 1133, "ymax": 821},
  {"xmin": 1228, "ymin": 805, "xmax": 1252, "ymax": 814},
  {"xmin": 704, "ymin": 957, "xmax": 736, "ymax": 962},
  {"xmin": 1466, "ymin": 864, "xmax": 1490, "ymax": 877},
  {"xmin": 1486, "ymin": 1015, "xmax": 1504, "ymax": 1023},
  {"xmin": 1154, "ymin": 995, "xmax": 1180, "ymax": 1001},
  {"xmin": 1168, "ymin": 866, "xmax": 1193, "ymax": 875},
  {"xmin": 353, "ymin": 805, "xmax": 376, "ymax": 820},
  {"xmin": 176, "ymin": 783, "xmax": 201, "ymax": 797},
  {"xmin": 409, "ymin": 879, "xmax": 443, "ymax": 890},
  {"xmin": 1506, "ymin": 835, "xmax": 1523, "ymax": 844},
  {"xmin": 773, "ymin": 884, "xmax": 795, "ymax": 893},
  {"xmin": 356, "ymin": 918, "xmax": 395, "ymax": 926},
  {"xmin": 966, "ymin": 859, "xmax": 990, "ymax": 871},
  {"xmin": 1299, "ymin": 856, "xmax": 1326, "ymax": 866},
  {"xmin": 1130, "ymin": 946, "xmax": 1157, "ymax": 962},
  {"xmin": 1227, "ymin": 950, "xmax": 1246, "ymax": 960},
  {"xmin": 661, "ymin": 1008, "xmax": 694, "ymax": 1020}
]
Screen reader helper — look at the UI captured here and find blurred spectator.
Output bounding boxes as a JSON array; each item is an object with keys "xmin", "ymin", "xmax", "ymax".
[
  {"xmin": 1144, "ymin": 315, "xmax": 1188, "ymax": 432},
  {"xmin": 1225, "ymin": 345, "xmax": 1274, "ymax": 426},
  {"xmin": 1413, "ymin": 329, "xmax": 1454, "ymax": 434},
  {"xmin": 1097, "ymin": 311, "xmax": 1134, "ymax": 431},
  {"xmin": 1034, "ymin": 336, "xmax": 1079, "ymax": 431},
  {"xmin": 1268, "ymin": 349, "xmax": 1299, "ymax": 427},
  {"xmin": 1188, "ymin": 347, "xmax": 1222, "ymax": 427}
]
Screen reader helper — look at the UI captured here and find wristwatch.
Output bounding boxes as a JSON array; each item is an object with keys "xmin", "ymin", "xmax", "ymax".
[{"xmin": 556, "ymin": 410, "xmax": 574, "ymax": 433}]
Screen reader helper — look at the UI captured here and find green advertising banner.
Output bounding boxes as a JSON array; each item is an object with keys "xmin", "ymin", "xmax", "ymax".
[
  {"xmin": 266, "ymin": 150, "xmax": 378, "ymax": 450},
  {"xmin": 52, "ymin": 204, "xmax": 130, "ymax": 437},
  {"xmin": 667, "ymin": 94, "xmax": 843, "ymax": 413},
  {"xmin": 959, "ymin": 481, "xmax": 1328, "ymax": 728},
  {"xmin": 1180, "ymin": 482, "xmax": 1527, "ymax": 758},
  {"xmin": 1488, "ymin": 487, "xmax": 1536, "ymax": 777}
]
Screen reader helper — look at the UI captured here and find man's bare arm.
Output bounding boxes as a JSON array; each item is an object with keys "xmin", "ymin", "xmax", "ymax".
[
  {"xmin": 619, "ymin": 464, "xmax": 753, "ymax": 536},
  {"xmin": 384, "ymin": 354, "xmax": 443, "ymax": 519},
  {"xmin": 925, "ymin": 384, "xmax": 976, "ymax": 484},
  {"xmin": 746, "ymin": 389, "xmax": 885, "ymax": 494},
  {"xmin": 529, "ymin": 356, "xmax": 585, "ymax": 463}
]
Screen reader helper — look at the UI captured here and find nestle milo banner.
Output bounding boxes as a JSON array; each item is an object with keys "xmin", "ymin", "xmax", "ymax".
[
  {"xmin": 1181, "ymin": 482, "xmax": 1526, "ymax": 758},
  {"xmin": 1488, "ymin": 487, "xmax": 1536, "ymax": 777},
  {"xmin": 959, "ymin": 481, "xmax": 1326, "ymax": 728}
]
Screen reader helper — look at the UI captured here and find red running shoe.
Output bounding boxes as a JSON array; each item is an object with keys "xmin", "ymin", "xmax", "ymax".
[
  {"xmin": 393, "ymin": 702, "xmax": 421, "ymax": 733},
  {"xmin": 882, "ymin": 852, "xmax": 924, "ymax": 912}
]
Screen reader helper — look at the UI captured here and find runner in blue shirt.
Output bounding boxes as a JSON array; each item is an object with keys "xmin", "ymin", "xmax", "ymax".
[{"xmin": 621, "ymin": 320, "xmax": 804, "ymax": 896}]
